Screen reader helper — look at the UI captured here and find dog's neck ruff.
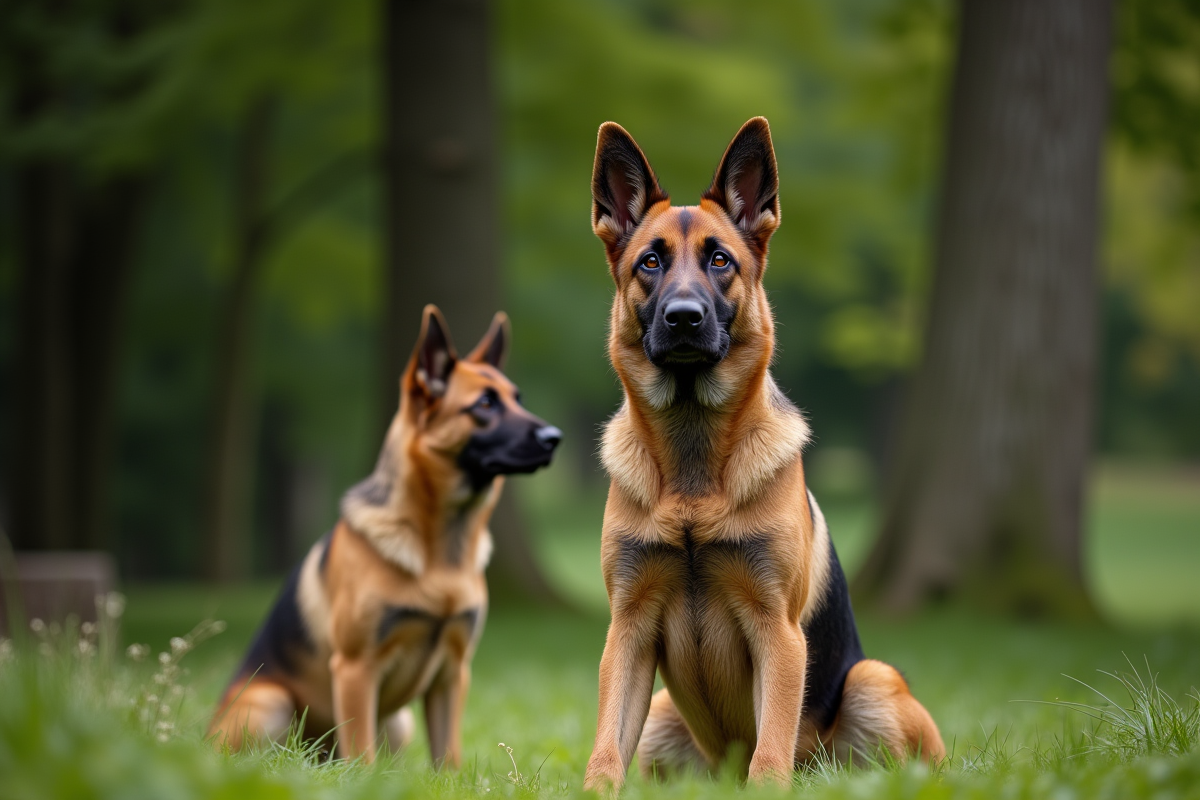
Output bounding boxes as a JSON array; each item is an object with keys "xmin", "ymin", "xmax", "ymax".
[
  {"xmin": 339, "ymin": 444, "xmax": 495, "ymax": 577},
  {"xmin": 602, "ymin": 373, "xmax": 809, "ymax": 509}
]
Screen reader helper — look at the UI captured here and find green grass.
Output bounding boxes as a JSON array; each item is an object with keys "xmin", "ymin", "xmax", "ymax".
[
  {"xmin": 4, "ymin": 601, "xmax": 1200, "ymax": 799},
  {"xmin": 2, "ymin": 460, "xmax": 1199, "ymax": 798}
]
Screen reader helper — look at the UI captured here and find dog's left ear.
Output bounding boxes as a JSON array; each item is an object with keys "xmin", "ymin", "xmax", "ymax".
[
  {"xmin": 466, "ymin": 311, "xmax": 510, "ymax": 369},
  {"xmin": 412, "ymin": 305, "xmax": 458, "ymax": 399},
  {"xmin": 703, "ymin": 117, "xmax": 781, "ymax": 256},
  {"xmin": 592, "ymin": 122, "xmax": 669, "ymax": 265}
]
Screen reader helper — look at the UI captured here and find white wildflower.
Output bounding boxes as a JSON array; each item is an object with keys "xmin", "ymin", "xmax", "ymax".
[{"xmin": 104, "ymin": 593, "xmax": 126, "ymax": 620}]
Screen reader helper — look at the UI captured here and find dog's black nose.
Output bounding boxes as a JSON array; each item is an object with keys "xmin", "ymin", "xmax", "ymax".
[
  {"xmin": 663, "ymin": 300, "xmax": 705, "ymax": 330},
  {"xmin": 535, "ymin": 425, "xmax": 562, "ymax": 450}
]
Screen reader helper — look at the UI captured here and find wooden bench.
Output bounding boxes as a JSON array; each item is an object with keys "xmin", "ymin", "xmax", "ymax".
[{"xmin": 0, "ymin": 551, "xmax": 118, "ymax": 637}]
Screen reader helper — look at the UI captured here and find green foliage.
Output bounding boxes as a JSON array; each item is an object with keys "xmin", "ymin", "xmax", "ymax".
[
  {"xmin": 4, "ymin": 0, "xmax": 1200, "ymax": 577},
  {"xmin": 1099, "ymin": 0, "xmax": 1200, "ymax": 456},
  {"xmin": 499, "ymin": 0, "xmax": 949, "ymax": 411}
]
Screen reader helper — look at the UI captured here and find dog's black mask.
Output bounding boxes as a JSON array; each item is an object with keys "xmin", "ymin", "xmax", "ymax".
[
  {"xmin": 635, "ymin": 243, "xmax": 736, "ymax": 369},
  {"xmin": 457, "ymin": 390, "xmax": 561, "ymax": 491}
]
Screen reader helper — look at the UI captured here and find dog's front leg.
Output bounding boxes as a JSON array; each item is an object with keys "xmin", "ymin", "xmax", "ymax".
[
  {"xmin": 748, "ymin": 622, "xmax": 808, "ymax": 785},
  {"xmin": 330, "ymin": 651, "xmax": 380, "ymax": 761},
  {"xmin": 424, "ymin": 657, "xmax": 469, "ymax": 769},
  {"xmin": 584, "ymin": 616, "xmax": 658, "ymax": 794}
]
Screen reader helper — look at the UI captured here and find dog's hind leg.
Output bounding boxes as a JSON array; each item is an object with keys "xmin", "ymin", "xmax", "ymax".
[
  {"xmin": 637, "ymin": 689, "xmax": 709, "ymax": 780},
  {"xmin": 208, "ymin": 679, "xmax": 296, "ymax": 752},
  {"xmin": 820, "ymin": 659, "xmax": 945, "ymax": 766},
  {"xmin": 381, "ymin": 706, "xmax": 416, "ymax": 753}
]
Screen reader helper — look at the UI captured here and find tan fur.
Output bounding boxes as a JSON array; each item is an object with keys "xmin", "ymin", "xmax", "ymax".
[
  {"xmin": 210, "ymin": 308, "xmax": 543, "ymax": 766},
  {"xmin": 583, "ymin": 119, "xmax": 944, "ymax": 792},
  {"xmin": 825, "ymin": 660, "xmax": 945, "ymax": 764}
]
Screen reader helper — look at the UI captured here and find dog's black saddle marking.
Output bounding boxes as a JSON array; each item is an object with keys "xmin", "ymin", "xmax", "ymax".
[
  {"xmin": 800, "ymin": 497, "xmax": 865, "ymax": 730},
  {"xmin": 238, "ymin": 558, "xmax": 315, "ymax": 679},
  {"xmin": 316, "ymin": 528, "xmax": 334, "ymax": 573}
]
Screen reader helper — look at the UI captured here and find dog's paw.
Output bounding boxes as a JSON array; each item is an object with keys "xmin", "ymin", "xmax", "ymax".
[
  {"xmin": 583, "ymin": 756, "xmax": 624, "ymax": 796},
  {"xmin": 747, "ymin": 756, "xmax": 792, "ymax": 787}
]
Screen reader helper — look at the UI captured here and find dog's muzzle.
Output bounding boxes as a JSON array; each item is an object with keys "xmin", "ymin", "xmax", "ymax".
[{"xmin": 646, "ymin": 298, "xmax": 728, "ymax": 367}]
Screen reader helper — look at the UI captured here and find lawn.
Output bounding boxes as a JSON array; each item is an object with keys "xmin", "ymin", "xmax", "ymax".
[{"xmin": 1, "ymin": 461, "xmax": 1198, "ymax": 798}]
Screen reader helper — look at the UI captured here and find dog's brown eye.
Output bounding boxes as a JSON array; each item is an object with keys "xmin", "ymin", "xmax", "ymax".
[
  {"xmin": 640, "ymin": 253, "xmax": 660, "ymax": 271},
  {"xmin": 711, "ymin": 252, "xmax": 730, "ymax": 269},
  {"xmin": 477, "ymin": 393, "xmax": 494, "ymax": 409}
]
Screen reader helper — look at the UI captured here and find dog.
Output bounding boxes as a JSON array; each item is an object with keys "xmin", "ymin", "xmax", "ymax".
[
  {"xmin": 582, "ymin": 118, "xmax": 945, "ymax": 790},
  {"xmin": 208, "ymin": 305, "xmax": 561, "ymax": 766}
]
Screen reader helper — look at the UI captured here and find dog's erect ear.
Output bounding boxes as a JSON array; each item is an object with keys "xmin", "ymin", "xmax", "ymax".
[
  {"xmin": 591, "ymin": 122, "xmax": 668, "ymax": 263},
  {"xmin": 702, "ymin": 117, "xmax": 780, "ymax": 256},
  {"xmin": 466, "ymin": 311, "xmax": 510, "ymax": 369},
  {"xmin": 412, "ymin": 305, "xmax": 458, "ymax": 398}
]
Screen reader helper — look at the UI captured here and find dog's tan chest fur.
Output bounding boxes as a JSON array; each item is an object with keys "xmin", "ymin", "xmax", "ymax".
[
  {"xmin": 309, "ymin": 523, "xmax": 485, "ymax": 718},
  {"xmin": 601, "ymin": 445, "xmax": 818, "ymax": 757}
]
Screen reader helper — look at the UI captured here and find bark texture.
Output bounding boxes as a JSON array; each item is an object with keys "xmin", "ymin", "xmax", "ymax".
[
  {"xmin": 855, "ymin": 0, "xmax": 1112, "ymax": 618},
  {"xmin": 8, "ymin": 3, "xmax": 148, "ymax": 554},
  {"xmin": 381, "ymin": 0, "xmax": 561, "ymax": 606}
]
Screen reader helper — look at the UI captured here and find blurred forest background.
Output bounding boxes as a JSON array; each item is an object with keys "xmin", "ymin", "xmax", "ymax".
[{"xmin": 1, "ymin": 0, "xmax": 1197, "ymax": 619}]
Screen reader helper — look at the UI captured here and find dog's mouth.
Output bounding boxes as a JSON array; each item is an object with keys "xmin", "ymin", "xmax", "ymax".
[
  {"xmin": 479, "ymin": 451, "xmax": 555, "ymax": 475},
  {"xmin": 661, "ymin": 345, "xmax": 709, "ymax": 364},
  {"xmin": 646, "ymin": 329, "xmax": 730, "ymax": 369}
]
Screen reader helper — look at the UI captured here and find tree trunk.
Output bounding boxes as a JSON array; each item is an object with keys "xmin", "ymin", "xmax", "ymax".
[
  {"xmin": 9, "ymin": 11, "xmax": 146, "ymax": 555},
  {"xmin": 854, "ymin": 0, "xmax": 1112, "ymax": 619},
  {"xmin": 11, "ymin": 176, "xmax": 144, "ymax": 554},
  {"xmin": 202, "ymin": 96, "xmax": 275, "ymax": 582},
  {"xmin": 380, "ymin": 0, "xmax": 562, "ymax": 606}
]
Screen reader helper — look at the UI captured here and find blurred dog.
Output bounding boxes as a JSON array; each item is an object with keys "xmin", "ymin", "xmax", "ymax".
[
  {"xmin": 209, "ymin": 305, "xmax": 561, "ymax": 765},
  {"xmin": 583, "ymin": 118, "xmax": 944, "ymax": 791}
]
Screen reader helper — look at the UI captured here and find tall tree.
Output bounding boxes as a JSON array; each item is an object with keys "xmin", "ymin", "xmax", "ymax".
[
  {"xmin": 6, "ymin": 1, "xmax": 152, "ymax": 554},
  {"xmin": 200, "ymin": 107, "xmax": 373, "ymax": 580},
  {"xmin": 380, "ymin": 0, "xmax": 560, "ymax": 605},
  {"xmin": 855, "ymin": 0, "xmax": 1113, "ymax": 618},
  {"xmin": 202, "ymin": 96, "xmax": 277, "ymax": 581}
]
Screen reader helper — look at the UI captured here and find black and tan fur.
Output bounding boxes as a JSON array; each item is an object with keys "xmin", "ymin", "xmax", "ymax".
[
  {"xmin": 582, "ymin": 118, "xmax": 945, "ymax": 790},
  {"xmin": 209, "ymin": 306, "xmax": 561, "ymax": 765}
]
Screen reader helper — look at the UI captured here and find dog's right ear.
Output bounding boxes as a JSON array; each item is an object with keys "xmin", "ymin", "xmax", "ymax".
[
  {"xmin": 466, "ymin": 311, "xmax": 510, "ymax": 370},
  {"xmin": 411, "ymin": 305, "xmax": 458, "ymax": 399},
  {"xmin": 591, "ymin": 122, "xmax": 668, "ymax": 265}
]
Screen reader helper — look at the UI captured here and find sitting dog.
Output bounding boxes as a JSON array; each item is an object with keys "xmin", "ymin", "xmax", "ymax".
[
  {"xmin": 209, "ymin": 305, "xmax": 561, "ymax": 765},
  {"xmin": 582, "ymin": 118, "xmax": 945, "ymax": 790}
]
